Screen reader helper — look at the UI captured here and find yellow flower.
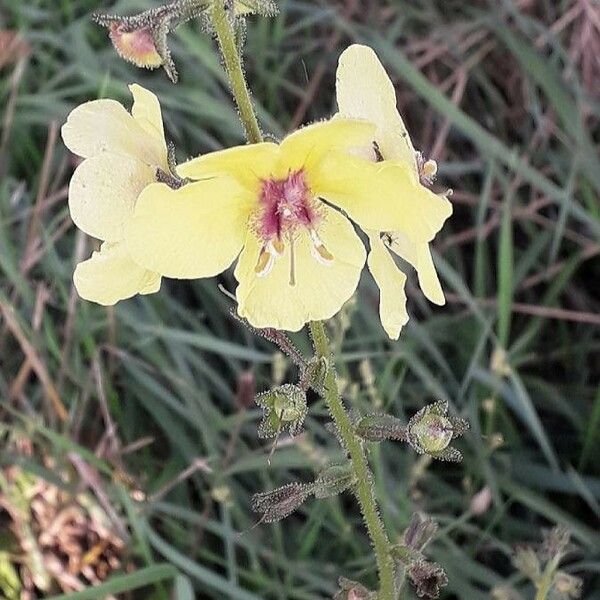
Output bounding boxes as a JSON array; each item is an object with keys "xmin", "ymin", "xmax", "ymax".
[
  {"xmin": 336, "ymin": 44, "xmax": 453, "ymax": 339},
  {"xmin": 125, "ymin": 118, "xmax": 444, "ymax": 331},
  {"xmin": 62, "ymin": 84, "xmax": 166, "ymax": 305}
]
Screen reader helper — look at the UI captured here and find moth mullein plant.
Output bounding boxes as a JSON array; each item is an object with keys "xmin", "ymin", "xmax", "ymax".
[{"xmin": 62, "ymin": 1, "xmax": 467, "ymax": 598}]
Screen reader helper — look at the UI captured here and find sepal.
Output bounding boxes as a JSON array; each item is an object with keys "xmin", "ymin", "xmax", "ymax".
[
  {"xmin": 355, "ymin": 413, "xmax": 408, "ymax": 443},
  {"xmin": 250, "ymin": 482, "xmax": 313, "ymax": 523},
  {"xmin": 255, "ymin": 384, "xmax": 307, "ymax": 438},
  {"xmin": 313, "ymin": 462, "xmax": 355, "ymax": 499},
  {"xmin": 407, "ymin": 400, "xmax": 468, "ymax": 461},
  {"xmin": 408, "ymin": 560, "xmax": 448, "ymax": 599}
]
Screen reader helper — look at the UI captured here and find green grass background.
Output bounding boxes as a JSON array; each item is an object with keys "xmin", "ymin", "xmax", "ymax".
[{"xmin": 1, "ymin": 0, "xmax": 599, "ymax": 598}]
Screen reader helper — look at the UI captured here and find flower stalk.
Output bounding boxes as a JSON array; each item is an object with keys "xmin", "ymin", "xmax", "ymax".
[
  {"xmin": 309, "ymin": 320, "xmax": 396, "ymax": 600},
  {"xmin": 209, "ymin": 0, "xmax": 263, "ymax": 143},
  {"xmin": 208, "ymin": 8, "xmax": 396, "ymax": 596}
]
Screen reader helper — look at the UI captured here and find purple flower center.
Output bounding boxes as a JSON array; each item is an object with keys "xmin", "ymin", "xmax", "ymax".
[
  {"xmin": 252, "ymin": 170, "xmax": 333, "ymax": 282},
  {"xmin": 257, "ymin": 170, "xmax": 320, "ymax": 242}
]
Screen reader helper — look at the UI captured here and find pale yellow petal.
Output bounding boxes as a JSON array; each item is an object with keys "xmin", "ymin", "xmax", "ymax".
[
  {"xmin": 336, "ymin": 44, "xmax": 419, "ymax": 178},
  {"xmin": 129, "ymin": 84, "xmax": 168, "ymax": 165},
  {"xmin": 177, "ymin": 143, "xmax": 279, "ymax": 192},
  {"xmin": 367, "ymin": 233, "xmax": 408, "ymax": 340},
  {"xmin": 387, "ymin": 233, "xmax": 445, "ymax": 305},
  {"xmin": 278, "ymin": 118, "xmax": 376, "ymax": 176},
  {"xmin": 312, "ymin": 151, "xmax": 452, "ymax": 241},
  {"xmin": 61, "ymin": 97, "xmax": 166, "ymax": 167},
  {"xmin": 74, "ymin": 241, "xmax": 161, "ymax": 306},
  {"xmin": 126, "ymin": 179, "xmax": 252, "ymax": 279},
  {"xmin": 69, "ymin": 153, "xmax": 155, "ymax": 242},
  {"xmin": 235, "ymin": 205, "xmax": 366, "ymax": 331}
]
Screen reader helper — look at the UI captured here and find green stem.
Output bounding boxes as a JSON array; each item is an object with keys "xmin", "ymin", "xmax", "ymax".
[
  {"xmin": 210, "ymin": 1, "xmax": 263, "ymax": 144},
  {"xmin": 309, "ymin": 321, "xmax": 396, "ymax": 600},
  {"xmin": 535, "ymin": 557, "xmax": 559, "ymax": 600}
]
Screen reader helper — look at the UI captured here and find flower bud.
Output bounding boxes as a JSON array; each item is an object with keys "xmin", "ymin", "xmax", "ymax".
[
  {"xmin": 403, "ymin": 513, "xmax": 438, "ymax": 552},
  {"xmin": 313, "ymin": 463, "xmax": 355, "ymax": 499},
  {"xmin": 94, "ymin": 1, "xmax": 209, "ymax": 83},
  {"xmin": 553, "ymin": 571, "xmax": 582, "ymax": 598},
  {"xmin": 512, "ymin": 546, "xmax": 541, "ymax": 581},
  {"xmin": 250, "ymin": 482, "xmax": 312, "ymax": 523},
  {"xmin": 541, "ymin": 525, "xmax": 571, "ymax": 562},
  {"xmin": 333, "ymin": 577, "xmax": 375, "ymax": 600},
  {"xmin": 255, "ymin": 384, "xmax": 307, "ymax": 438},
  {"xmin": 407, "ymin": 401, "xmax": 468, "ymax": 461},
  {"xmin": 355, "ymin": 413, "xmax": 407, "ymax": 443},
  {"xmin": 408, "ymin": 560, "xmax": 448, "ymax": 599},
  {"xmin": 107, "ymin": 21, "xmax": 163, "ymax": 69}
]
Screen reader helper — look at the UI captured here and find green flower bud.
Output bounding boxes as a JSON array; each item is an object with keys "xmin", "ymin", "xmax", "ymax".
[
  {"xmin": 355, "ymin": 413, "xmax": 408, "ymax": 443},
  {"xmin": 255, "ymin": 384, "xmax": 307, "ymax": 439},
  {"xmin": 407, "ymin": 401, "xmax": 469, "ymax": 462},
  {"xmin": 313, "ymin": 462, "xmax": 355, "ymax": 499}
]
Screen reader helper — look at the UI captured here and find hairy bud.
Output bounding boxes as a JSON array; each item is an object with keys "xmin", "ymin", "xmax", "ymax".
[
  {"xmin": 408, "ymin": 560, "xmax": 448, "ymax": 599},
  {"xmin": 250, "ymin": 482, "xmax": 312, "ymax": 523},
  {"xmin": 355, "ymin": 413, "xmax": 407, "ymax": 443},
  {"xmin": 313, "ymin": 463, "xmax": 355, "ymax": 499},
  {"xmin": 255, "ymin": 384, "xmax": 307, "ymax": 438},
  {"xmin": 407, "ymin": 400, "xmax": 468, "ymax": 461},
  {"xmin": 94, "ymin": 1, "xmax": 209, "ymax": 82},
  {"xmin": 403, "ymin": 513, "xmax": 438, "ymax": 552},
  {"xmin": 553, "ymin": 571, "xmax": 583, "ymax": 599},
  {"xmin": 512, "ymin": 546, "xmax": 541, "ymax": 581},
  {"xmin": 333, "ymin": 577, "xmax": 376, "ymax": 600},
  {"xmin": 541, "ymin": 525, "xmax": 572, "ymax": 562}
]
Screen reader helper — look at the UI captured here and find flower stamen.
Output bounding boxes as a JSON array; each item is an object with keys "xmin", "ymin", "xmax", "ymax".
[
  {"xmin": 309, "ymin": 229, "xmax": 334, "ymax": 266},
  {"xmin": 255, "ymin": 246, "xmax": 275, "ymax": 277}
]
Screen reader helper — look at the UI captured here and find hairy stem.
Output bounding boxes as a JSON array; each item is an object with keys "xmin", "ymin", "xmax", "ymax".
[
  {"xmin": 309, "ymin": 320, "xmax": 396, "ymax": 600},
  {"xmin": 209, "ymin": 1, "xmax": 263, "ymax": 144},
  {"xmin": 208, "ymin": 7, "xmax": 395, "ymax": 597}
]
